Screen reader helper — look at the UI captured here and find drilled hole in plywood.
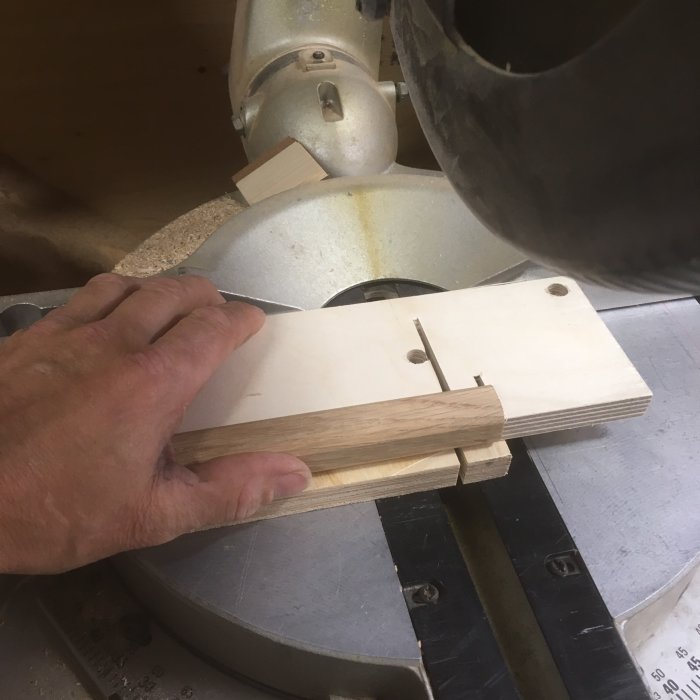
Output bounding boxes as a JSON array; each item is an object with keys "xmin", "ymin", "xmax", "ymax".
[
  {"xmin": 546, "ymin": 283, "xmax": 569, "ymax": 297},
  {"xmin": 407, "ymin": 349, "xmax": 428, "ymax": 364}
]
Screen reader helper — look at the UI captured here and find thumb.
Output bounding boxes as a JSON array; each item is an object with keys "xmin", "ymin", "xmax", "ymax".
[{"xmin": 152, "ymin": 453, "xmax": 311, "ymax": 539}]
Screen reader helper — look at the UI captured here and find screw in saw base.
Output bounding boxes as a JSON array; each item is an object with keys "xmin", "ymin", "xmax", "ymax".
[
  {"xmin": 403, "ymin": 581, "xmax": 441, "ymax": 609},
  {"xmin": 544, "ymin": 550, "xmax": 582, "ymax": 578},
  {"xmin": 415, "ymin": 583, "xmax": 440, "ymax": 604}
]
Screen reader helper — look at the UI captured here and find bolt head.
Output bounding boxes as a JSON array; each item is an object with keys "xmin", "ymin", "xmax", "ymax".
[
  {"xmin": 395, "ymin": 82, "xmax": 410, "ymax": 102},
  {"xmin": 413, "ymin": 583, "xmax": 440, "ymax": 604},
  {"xmin": 231, "ymin": 114, "xmax": 245, "ymax": 133}
]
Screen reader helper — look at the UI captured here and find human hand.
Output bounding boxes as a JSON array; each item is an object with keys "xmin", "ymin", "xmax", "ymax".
[{"xmin": 0, "ymin": 274, "xmax": 311, "ymax": 574}]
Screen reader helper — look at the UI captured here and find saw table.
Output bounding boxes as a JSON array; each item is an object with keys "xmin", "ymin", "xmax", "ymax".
[{"xmin": 0, "ymin": 173, "xmax": 698, "ymax": 700}]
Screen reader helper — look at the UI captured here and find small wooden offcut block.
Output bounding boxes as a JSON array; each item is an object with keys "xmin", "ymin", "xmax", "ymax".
[{"xmin": 233, "ymin": 137, "xmax": 327, "ymax": 205}]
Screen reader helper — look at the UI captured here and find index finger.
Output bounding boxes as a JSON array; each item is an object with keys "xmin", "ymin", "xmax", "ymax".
[
  {"xmin": 39, "ymin": 273, "xmax": 140, "ymax": 331},
  {"xmin": 134, "ymin": 301, "xmax": 265, "ymax": 408}
]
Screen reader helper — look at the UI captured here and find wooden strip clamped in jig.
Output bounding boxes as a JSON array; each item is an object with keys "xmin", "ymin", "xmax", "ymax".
[{"xmin": 173, "ymin": 385, "xmax": 504, "ymax": 472}]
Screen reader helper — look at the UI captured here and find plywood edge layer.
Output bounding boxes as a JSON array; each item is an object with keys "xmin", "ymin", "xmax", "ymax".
[{"xmin": 502, "ymin": 397, "xmax": 652, "ymax": 439}]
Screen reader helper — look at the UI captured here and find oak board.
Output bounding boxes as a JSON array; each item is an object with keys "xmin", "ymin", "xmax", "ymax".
[{"xmin": 173, "ymin": 386, "xmax": 504, "ymax": 470}]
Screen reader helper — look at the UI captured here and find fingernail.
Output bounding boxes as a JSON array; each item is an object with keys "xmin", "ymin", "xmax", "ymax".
[{"xmin": 273, "ymin": 470, "xmax": 311, "ymax": 499}]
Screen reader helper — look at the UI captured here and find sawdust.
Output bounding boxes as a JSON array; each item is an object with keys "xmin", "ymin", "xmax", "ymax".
[{"xmin": 113, "ymin": 194, "xmax": 246, "ymax": 277}]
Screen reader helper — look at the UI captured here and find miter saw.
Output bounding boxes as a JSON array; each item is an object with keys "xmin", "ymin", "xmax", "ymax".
[{"xmin": 1, "ymin": 1, "xmax": 699, "ymax": 699}]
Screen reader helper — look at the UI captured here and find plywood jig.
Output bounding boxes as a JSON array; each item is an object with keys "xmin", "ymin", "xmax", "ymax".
[{"xmin": 173, "ymin": 277, "xmax": 651, "ymax": 522}]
